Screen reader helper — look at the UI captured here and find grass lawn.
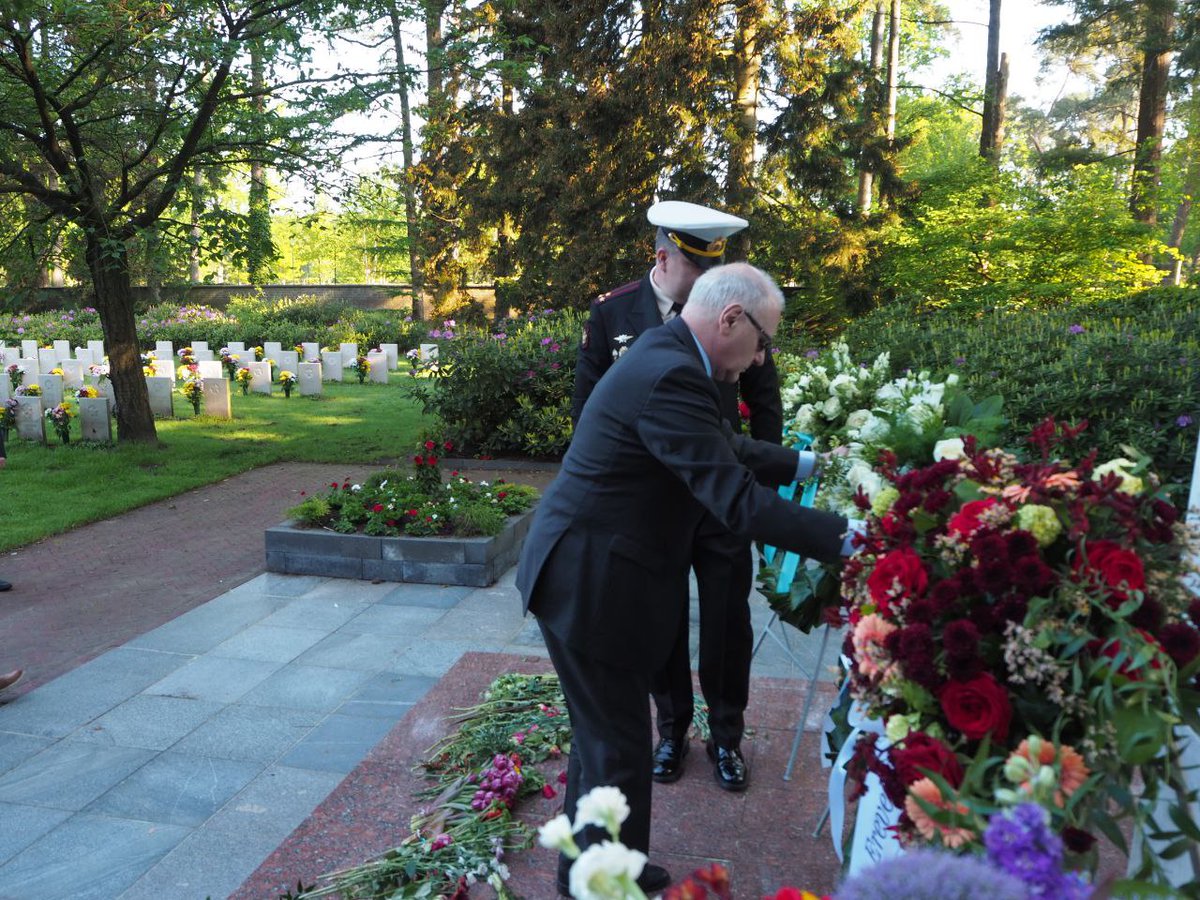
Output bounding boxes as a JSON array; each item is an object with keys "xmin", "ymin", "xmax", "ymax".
[{"xmin": 1, "ymin": 378, "xmax": 427, "ymax": 551}]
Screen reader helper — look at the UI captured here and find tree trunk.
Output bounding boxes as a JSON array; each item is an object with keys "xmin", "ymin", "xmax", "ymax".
[
  {"xmin": 1130, "ymin": 0, "xmax": 1176, "ymax": 226},
  {"xmin": 726, "ymin": 0, "xmax": 765, "ymax": 259},
  {"xmin": 84, "ymin": 232, "xmax": 157, "ymax": 443},
  {"xmin": 979, "ymin": 0, "xmax": 1002, "ymax": 160},
  {"xmin": 856, "ymin": 1, "xmax": 885, "ymax": 216},
  {"xmin": 884, "ymin": 0, "xmax": 900, "ymax": 144},
  {"xmin": 389, "ymin": 2, "xmax": 425, "ymax": 319},
  {"xmin": 247, "ymin": 42, "xmax": 272, "ymax": 285},
  {"xmin": 189, "ymin": 168, "xmax": 203, "ymax": 282}
]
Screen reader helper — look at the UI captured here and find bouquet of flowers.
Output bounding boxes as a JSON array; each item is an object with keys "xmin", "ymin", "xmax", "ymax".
[
  {"xmin": 219, "ymin": 348, "xmax": 241, "ymax": 379},
  {"xmin": 253, "ymin": 345, "xmax": 264, "ymax": 361},
  {"xmin": 1, "ymin": 398, "xmax": 16, "ymax": 433},
  {"xmin": 176, "ymin": 362, "xmax": 199, "ymax": 381},
  {"xmin": 839, "ymin": 419, "xmax": 1198, "ymax": 892},
  {"xmin": 778, "ymin": 342, "xmax": 894, "ymax": 448},
  {"xmin": 352, "ymin": 354, "xmax": 371, "ymax": 384},
  {"xmin": 49, "ymin": 366, "xmax": 64, "ymax": 377},
  {"xmin": 278, "ymin": 370, "xmax": 297, "ymax": 398},
  {"xmin": 176, "ymin": 346, "xmax": 196, "ymax": 366},
  {"xmin": 17, "ymin": 383, "xmax": 41, "ymax": 397},
  {"xmin": 76, "ymin": 385, "xmax": 99, "ymax": 399},
  {"xmin": 235, "ymin": 366, "xmax": 252, "ymax": 395},
  {"xmin": 140, "ymin": 352, "xmax": 155, "ymax": 377},
  {"xmin": 88, "ymin": 363, "xmax": 109, "ymax": 382},
  {"xmin": 44, "ymin": 400, "xmax": 75, "ymax": 443},
  {"xmin": 6, "ymin": 363, "xmax": 23, "ymax": 391},
  {"xmin": 180, "ymin": 376, "xmax": 204, "ymax": 414}
]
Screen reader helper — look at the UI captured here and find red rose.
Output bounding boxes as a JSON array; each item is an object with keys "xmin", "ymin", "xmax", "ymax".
[
  {"xmin": 1078, "ymin": 540, "xmax": 1145, "ymax": 601},
  {"xmin": 413, "ymin": 455, "xmax": 424, "ymax": 465},
  {"xmin": 371, "ymin": 503, "xmax": 384, "ymax": 513},
  {"xmin": 443, "ymin": 440, "xmax": 454, "ymax": 451},
  {"xmin": 427, "ymin": 455, "xmax": 438, "ymax": 466},
  {"xmin": 947, "ymin": 498, "xmax": 997, "ymax": 538},
  {"xmin": 424, "ymin": 440, "xmax": 436, "ymax": 451},
  {"xmin": 866, "ymin": 547, "xmax": 928, "ymax": 616},
  {"xmin": 497, "ymin": 491, "xmax": 507, "ymax": 499},
  {"xmin": 891, "ymin": 733, "xmax": 965, "ymax": 787},
  {"xmin": 541, "ymin": 783, "xmax": 556, "ymax": 799},
  {"xmin": 939, "ymin": 674, "xmax": 1012, "ymax": 741}
]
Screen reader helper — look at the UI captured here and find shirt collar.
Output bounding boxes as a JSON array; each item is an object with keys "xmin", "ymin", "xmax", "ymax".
[
  {"xmin": 649, "ymin": 268, "xmax": 679, "ymax": 322},
  {"xmin": 683, "ymin": 323, "xmax": 712, "ymax": 377}
]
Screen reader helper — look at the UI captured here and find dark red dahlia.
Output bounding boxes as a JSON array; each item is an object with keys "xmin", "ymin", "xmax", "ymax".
[{"xmin": 1158, "ymin": 623, "xmax": 1200, "ymax": 668}]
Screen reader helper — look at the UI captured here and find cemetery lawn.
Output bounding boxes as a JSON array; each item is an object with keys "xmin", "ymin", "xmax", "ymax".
[{"xmin": 0, "ymin": 381, "xmax": 426, "ymax": 551}]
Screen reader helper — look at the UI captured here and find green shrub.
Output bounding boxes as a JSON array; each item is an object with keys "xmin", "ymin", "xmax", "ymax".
[
  {"xmin": 286, "ymin": 495, "xmax": 332, "ymax": 526},
  {"xmin": 404, "ymin": 308, "xmax": 580, "ymax": 457},
  {"xmin": 841, "ymin": 287, "xmax": 1200, "ymax": 487}
]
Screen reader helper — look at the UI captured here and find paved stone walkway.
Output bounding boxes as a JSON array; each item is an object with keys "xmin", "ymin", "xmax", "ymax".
[{"xmin": 0, "ymin": 462, "xmax": 842, "ymax": 899}]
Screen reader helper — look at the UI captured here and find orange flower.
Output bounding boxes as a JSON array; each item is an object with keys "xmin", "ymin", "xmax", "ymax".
[
  {"xmin": 1010, "ymin": 739, "xmax": 1089, "ymax": 806},
  {"xmin": 1044, "ymin": 471, "xmax": 1082, "ymax": 492},
  {"xmin": 904, "ymin": 778, "xmax": 975, "ymax": 849}
]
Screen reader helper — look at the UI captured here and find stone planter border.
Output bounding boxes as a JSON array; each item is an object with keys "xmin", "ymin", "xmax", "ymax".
[{"xmin": 265, "ymin": 505, "xmax": 536, "ymax": 587}]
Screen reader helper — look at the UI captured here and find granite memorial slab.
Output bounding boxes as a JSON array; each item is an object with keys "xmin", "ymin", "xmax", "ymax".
[
  {"xmin": 276, "ymin": 350, "xmax": 299, "ymax": 375},
  {"xmin": 59, "ymin": 360, "xmax": 85, "ymax": 389},
  {"xmin": 339, "ymin": 342, "xmax": 358, "ymax": 367},
  {"xmin": 301, "ymin": 342, "xmax": 320, "ymax": 362},
  {"xmin": 21, "ymin": 339, "xmax": 38, "ymax": 358},
  {"xmin": 263, "ymin": 341, "xmax": 283, "ymax": 361},
  {"xmin": 191, "ymin": 341, "xmax": 209, "ymax": 353},
  {"xmin": 368, "ymin": 352, "xmax": 388, "ymax": 384},
  {"xmin": 198, "ymin": 360, "xmax": 223, "ymax": 379},
  {"xmin": 87, "ymin": 339, "xmax": 105, "ymax": 361},
  {"xmin": 15, "ymin": 395, "xmax": 45, "ymax": 442},
  {"xmin": 155, "ymin": 340, "xmax": 174, "ymax": 359},
  {"xmin": 53, "ymin": 340, "xmax": 71, "ymax": 361},
  {"xmin": 79, "ymin": 397, "xmax": 112, "ymax": 442},
  {"xmin": 247, "ymin": 361, "xmax": 272, "ymax": 394},
  {"xmin": 419, "ymin": 343, "xmax": 439, "ymax": 362},
  {"xmin": 298, "ymin": 362, "xmax": 322, "ymax": 396},
  {"xmin": 192, "ymin": 349, "xmax": 215, "ymax": 362},
  {"xmin": 202, "ymin": 377, "xmax": 232, "ymax": 418},
  {"xmin": 39, "ymin": 347, "xmax": 58, "ymax": 371},
  {"xmin": 321, "ymin": 350, "xmax": 343, "ymax": 381},
  {"xmin": 146, "ymin": 376, "xmax": 175, "ymax": 418},
  {"xmin": 38, "ymin": 373, "xmax": 64, "ymax": 409}
]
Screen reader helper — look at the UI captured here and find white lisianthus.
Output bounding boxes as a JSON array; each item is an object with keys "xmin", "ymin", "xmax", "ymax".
[
  {"xmin": 1093, "ymin": 457, "xmax": 1144, "ymax": 495},
  {"xmin": 933, "ymin": 437, "xmax": 966, "ymax": 461},
  {"xmin": 875, "ymin": 382, "xmax": 902, "ymax": 403},
  {"xmin": 829, "ymin": 372, "xmax": 857, "ymax": 399},
  {"xmin": 908, "ymin": 402, "xmax": 941, "ymax": 429},
  {"xmin": 538, "ymin": 814, "xmax": 578, "ymax": 854},
  {"xmin": 821, "ymin": 395, "xmax": 842, "ymax": 419},
  {"xmin": 845, "ymin": 409, "xmax": 873, "ymax": 431},
  {"xmin": 857, "ymin": 414, "xmax": 890, "ymax": 443},
  {"xmin": 793, "ymin": 403, "xmax": 817, "ymax": 433},
  {"xmin": 573, "ymin": 786, "xmax": 630, "ymax": 835},
  {"xmin": 569, "ymin": 842, "xmax": 647, "ymax": 900}
]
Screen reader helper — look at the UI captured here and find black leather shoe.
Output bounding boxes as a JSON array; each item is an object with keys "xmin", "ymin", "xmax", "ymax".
[
  {"xmin": 557, "ymin": 862, "xmax": 672, "ymax": 896},
  {"xmin": 0, "ymin": 580, "xmax": 10, "ymax": 592},
  {"xmin": 651, "ymin": 737, "xmax": 689, "ymax": 783},
  {"xmin": 707, "ymin": 741, "xmax": 748, "ymax": 792}
]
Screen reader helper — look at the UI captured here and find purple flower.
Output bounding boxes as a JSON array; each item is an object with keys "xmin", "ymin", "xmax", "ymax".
[
  {"xmin": 838, "ymin": 850, "xmax": 1027, "ymax": 900},
  {"xmin": 16, "ymin": 327, "xmax": 23, "ymax": 334},
  {"xmin": 1068, "ymin": 324, "xmax": 1085, "ymax": 334},
  {"xmin": 540, "ymin": 337, "xmax": 552, "ymax": 345},
  {"xmin": 1177, "ymin": 415, "xmax": 1194, "ymax": 428},
  {"xmin": 805, "ymin": 349, "xmax": 820, "ymax": 359},
  {"xmin": 984, "ymin": 804, "xmax": 1089, "ymax": 899},
  {"xmin": 955, "ymin": 356, "xmax": 966, "ymax": 365}
]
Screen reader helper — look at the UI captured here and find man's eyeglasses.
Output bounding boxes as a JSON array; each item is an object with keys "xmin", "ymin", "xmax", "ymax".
[{"xmin": 742, "ymin": 309, "xmax": 773, "ymax": 354}]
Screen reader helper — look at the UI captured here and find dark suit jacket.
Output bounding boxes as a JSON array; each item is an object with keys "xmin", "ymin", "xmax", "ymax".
[
  {"xmin": 518, "ymin": 317, "xmax": 847, "ymax": 674},
  {"xmin": 571, "ymin": 273, "xmax": 783, "ymax": 442}
]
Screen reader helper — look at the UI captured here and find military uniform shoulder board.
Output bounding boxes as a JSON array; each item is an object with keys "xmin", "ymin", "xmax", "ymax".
[{"xmin": 593, "ymin": 280, "xmax": 640, "ymax": 306}]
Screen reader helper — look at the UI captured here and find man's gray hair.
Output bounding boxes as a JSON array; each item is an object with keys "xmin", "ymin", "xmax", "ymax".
[
  {"xmin": 685, "ymin": 262, "xmax": 784, "ymax": 318},
  {"xmin": 654, "ymin": 228, "xmax": 682, "ymax": 257}
]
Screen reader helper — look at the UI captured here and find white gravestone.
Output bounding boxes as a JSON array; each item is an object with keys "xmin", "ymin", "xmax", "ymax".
[
  {"xmin": 95, "ymin": 377, "xmax": 114, "ymax": 402},
  {"xmin": 0, "ymin": 346, "xmax": 11, "ymax": 364},
  {"xmin": 197, "ymin": 360, "xmax": 223, "ymax": 379},
  {"xmin": 38, "ymin": 374, "xmax": 64, "ymax": 409},
  {"xmin": 192, "ymin": 349, "xmax": 215, "ymax": 362},
  {"xmin": 15, "ymin": 395, "xmax": 45, "ymax": 442},
  {"xmin": 146, "ymin": 376, "xmax": 175, "ymax": 418},
  {"xmin": 339, "ymin": 343, "xmax": 358, "ymax": 367},
  {"xmin": 21, "ymin": 339, "xmax": 38, "ymax": 358},
  {"xmin": 368, "ymin": 351, "xmax": 388, "ymax": 384},
  {"xmin": 275, "ymin": 350, "xmax": 299, "ymax": 375},
  {"xmin": 227, "ymin": 342, "xmax": 246, "ymax": 355},
  {"xmin": 301, "ymin": 342, "xmax": 320, "ymax": 362},
  {"xmin": 263, "ymin": 341, "xmax": 283, "ymax": 360},
  {"xmin": 75, "ymin": 347, "xmax": 93, "ymax": 363},
  {"xmin": 87, "ymin": 340, "xmax": 105, "ymax": 361},
  {"xmin": 79, "ymin": 397, "xmax": 112, "ymax": 442},
  {"xmin": 298, "ymin": 362, "xmax": 322, "ymax": 396},
  {"xmin": 155, "ymin": 340, "xmax": 174, "ymax": 359},
  {"xmin": 419, "ymin": 343, "xmax": 439, "ymax": 362},
  {"xmin": 202, "ymin": 377, "xmax": 232, "ymax": 418},
  {"xmin": 151, "ymin": 358, "xmax": 175, "ymax": 380},
  {"xmin": 53, "ymin": 340, "xmax": 70, "ymax": 361},
  {"xmin": 247, "ymin": 361, "xmax": 272, "ymax": 394},
  {"xmin": 59, "ymin": 360, "xmax": 85, "ymax": 390},
  {"xmin": 16, "ymin": 358, "xmax": 37, "ymax": 381},
  {"xmin": 191, "ymin": 341, "xmax": 209, "ymax": 353},
  {"xmin": 380, "ymin": 343, "xmax": 399, "ymax": 370},
  {"xmin": 321, "ymin": 350, "xmax": 343, "ymax": 381},
  {"xmin": 38, "ymin": 347, "xmax": 58, "ymax": 371},
  {"xmin": 0, "ymin": 378, "xmax": 7, "ymax": 402}
]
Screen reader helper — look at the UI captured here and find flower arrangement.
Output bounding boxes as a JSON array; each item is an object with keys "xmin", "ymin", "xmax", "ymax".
[
  {"xmin": 176, "ymin": 362, "xmax": 199, "ymax": 381},
  {"xmin": 176, "ymin": 346, "xmax": 196, "ymax": 366},
  {"xmin": 139, "ymin": 352, "xmax": 155, "ymax": 376},
  {"xmin": 0, "ymin": 397, "xmax": 16, "ymax": 433},
  {"xmin": 278, "ymin": 370, "xmax": 297, "ymax": 398},
  {"xmin": 219, "ymin": 348, "xmax": 241, "ymax": 379},
  {"xmin": 49, "ymin": 366, "xmax": 64, "ymax": 377},
  {"xmin": 235, "ymin": 366, "xmax": 252, "ymax": 395},
  {"xmin": 16, "ymin": 383, "xmax": 41, "ymax": 397},
  {"xmin": 180, "ymin": 376, "xmax": 204, "ymax": 415},
  {"xmin": 538, "ymin": 787, "xmax": 651, "ymax": 900},
  {"xmin": 351, "ymin": 353, "xmax": 371, "ymax": 384},
  {"xmin": 88, "ymin": 363, "xmax": 109, "ymax": 381},
  {"xmin": 44, "ymin": 400, "xmax": 75, "ymax": 443},
  {"xmin": 6, "ymin": 363, "xmax": 22, "ymax": 391},
  {"xmin": 839, "ymin": 419, "xmax": 1198, "ymax": 891},
  {"xmin": 253, "ymin": 345, "xmax": 264, "ymax": 361},
  {"xmin": 76, "ymin": 385, "xmax": 99, "ymax": 399}
]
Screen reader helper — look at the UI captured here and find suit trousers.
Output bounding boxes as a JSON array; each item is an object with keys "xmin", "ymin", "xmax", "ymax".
[
  {"xmin": 538, "ymin": 620, "xmax": 654, "ymax": 884},
  {"xmin": 651, "ymin": 518, "xmax": 754, "ymax": 748}
]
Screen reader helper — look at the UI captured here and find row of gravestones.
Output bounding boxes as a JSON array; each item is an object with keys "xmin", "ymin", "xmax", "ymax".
[{"xmin": 6, "ymin": 394, "xmax": 113, "ymax": 444}]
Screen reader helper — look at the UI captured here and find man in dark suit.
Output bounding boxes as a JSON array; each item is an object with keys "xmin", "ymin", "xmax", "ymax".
[
  {"xmin": 572, "ymin": 201, "xmax": 782, "ymax": 794},
  {"xmin": 519, "ymin": 262, "xmax": 856, "ymax": 894}
]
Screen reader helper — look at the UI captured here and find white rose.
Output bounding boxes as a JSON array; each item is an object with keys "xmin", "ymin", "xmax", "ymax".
[
  {"xmin": 829, "ymin": 373, "xmax": 857, "ymax": 399},
  {"xmin": 821, "ymin": 395, "xmax": 842, "ymax": 419},
  {"xmin": 933, "ymin": 437, "xmax": 965, "ymax": 461},
  {"xmin": 793, "ymin": 403, "xmax": 817, "ymax": 433},
  {"xmin": 859, "ymin": 415, "xmax": 890, "ymax": 443},
  {"xmin": 908, "ymin": 402, "xmax": 941, "ymax": 428},
  {"xmin": 845, "ymin": 409, "xmax": 872, "ymax": 431},
  {"xmin": 875, "ymin": 382, "xmax": 902, "ymax": 403},
  {"xmin": 569, "ymin": 842, "xmax": 647, "ymax": 900}
]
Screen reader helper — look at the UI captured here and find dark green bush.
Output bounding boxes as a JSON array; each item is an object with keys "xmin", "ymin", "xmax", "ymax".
[
  {"xmin": 841, "ymin": 287, "xmax": 1200, "ymax": 487},
  {"xmin": 403, "ymin": 308, "xmax": 579, "ymax": 457}
]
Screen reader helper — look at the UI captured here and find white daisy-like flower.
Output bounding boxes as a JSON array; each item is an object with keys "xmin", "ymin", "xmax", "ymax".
[{"xmin": 573, "ymin": 786, "xmax": 630, "ymax": 835}]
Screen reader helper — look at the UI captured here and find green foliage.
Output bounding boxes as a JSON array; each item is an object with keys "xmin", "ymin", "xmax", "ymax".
[
  {"xmin": 404, "ymin": 308, "xmax": 580, "ymax": 457},
  {"xmin": 286, "ymin": 495, "xmax": 332, "ymax": 526},
  {"xmin": 842, "ymin": 286, "xmax": 1200, "ymax": 486},
  {"xmin": 871, "ymin": 161, "xmax": 1166, "ymax": 311}
]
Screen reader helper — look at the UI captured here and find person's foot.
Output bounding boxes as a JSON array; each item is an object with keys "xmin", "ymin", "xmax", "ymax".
[
  {"xmin": 558, "ymin": 862, "xmax": 671, "ymax": 896},
  {"xmin": 651, "ymin": 736, "xmax": 689, "ymax": 783},
  {"xmin": 0, "ymin": 580, "xmax": 11, "ymax": 592},
  {"xmin": 707, "ymin": 741, "xmax": 748, "ymax": 792},
  {"xmin": 0, "ymin": 670, "xmax": 23, "ymax": 692}
]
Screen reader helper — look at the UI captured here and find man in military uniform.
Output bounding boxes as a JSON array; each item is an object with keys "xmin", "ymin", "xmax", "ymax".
[{"xmin": 571, "ymin": 201, "xmax": 784, "ymax": 793}]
